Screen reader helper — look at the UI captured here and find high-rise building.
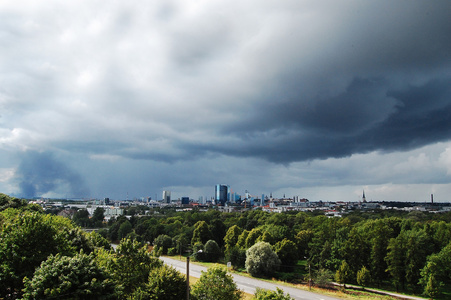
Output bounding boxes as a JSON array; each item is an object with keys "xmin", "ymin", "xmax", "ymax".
[
  {"xmin": 163, "ymin": 190, "xmax": 171, "ymax": 204},
  {"xmin": 215, "ymin": 184, "xmax": 229, "ymax": 206},
  {"xmin": 181, "ymin": 197, "xmax": 190, "ymax": 205}
]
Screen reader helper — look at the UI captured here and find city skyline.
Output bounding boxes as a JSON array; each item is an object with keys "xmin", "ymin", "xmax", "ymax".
[{"xmin": 1, "ymin": 1, "xmax": 451, "ymax": 202}]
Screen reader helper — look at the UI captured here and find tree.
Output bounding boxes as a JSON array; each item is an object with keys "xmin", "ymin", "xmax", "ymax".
[
  {"xmin": 274, "ymin": 239, "xmax": 299, "ymax": 270},
  {"xmin": 92, "ymin": 207, "xmax": 105, "ymax": 227},
  {"xmin": 0, "ymin": 212, "xmax": 60, "ymax": 297},
  {"xmin": 294, "ymin": 230, "xmax": 313, "ymax": 258},
  {"xmin": 315, "ymin": 268, "xmax": 334, "ymax": 289},
  {"xmin": 0, "ymin": 194, "xmax": 28, "ymax": 211},
  {"xmin": 118, "ymin": 220, "xmax": 133, "ymax": 240},
  {"xmin": 191, "ymin": 266, "xmax": 242, "ymax": 300},
  {"xmin": 245, "ymin": 242, "xmax": 281, "ymax": 277},
  {"xmin": 204, "ymin": 239, "xmax": 222, "ymax": 262},
  {"xmin": 335, "ymin": 260, "xmax": 350, "ymax": 289},
  {"xmin": 130, "ymin": 265, "xmax": 186, "ymax": 300},
  {"xmin": 225, "ymin": 245, "xmax": 246, "ymax": 269},
  {"xmin": 253, "ymin": 287, "xmax": 293, "ymax": 300},
  {"xmin": 72, "ymin": 209, "xmax": 91, "ymax": 227},
  {"xmin": 356, "ymin": 266, "xmax": 371, "ymax": 288},
  {"xmin": 209, "ymin": 219, "xmax": 227, "ymax": 247},
  {"xmin": 191, "ymin": 221, "xmax": 212, "ymax": 245},
  {"xmin": 22, "ymin": 252, "xmax": 117, "ymax": 299},
  {"xmin": 419, "ymin": 242, "xmax": 451, "ymax": 298},
  {"xmin": 153, "ymin": 234, "xmax": 173, "ymax": 255},
  {"xmin": 385, "ymin": 235, "xmax": 406, "ymax": 291},
  {"xmin": 245, "ymin": 227, "xmax": 263, "ymax": 248},
  {"xmin": 224, "ymin": 225, "xmax": 242, "ymax": 250},
  {"xmin": 97, "ymin": 238, "xmax": 162, "ymax": 297}
]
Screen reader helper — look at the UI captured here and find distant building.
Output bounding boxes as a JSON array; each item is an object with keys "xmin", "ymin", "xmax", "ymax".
[
  {"xmin": 215, "ymin": 184, "xmax": 229, "ymax": 206},
  {"xmin": 181, "ymin": 197, "xmax": 190, "ymax": 205},
  {"xmin": 163, "ymin": 191, "xmax": 171, "ymax": 204}
]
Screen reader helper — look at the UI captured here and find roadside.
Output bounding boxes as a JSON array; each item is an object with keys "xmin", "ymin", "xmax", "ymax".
[{"xmin": 161, "ymin": 255, "xmax": 430, "ymax": 300}]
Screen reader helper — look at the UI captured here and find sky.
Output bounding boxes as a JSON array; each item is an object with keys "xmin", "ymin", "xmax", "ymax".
[{"xmin": 1, "ymin": 0, "xmax": 451, "ymax": 202}]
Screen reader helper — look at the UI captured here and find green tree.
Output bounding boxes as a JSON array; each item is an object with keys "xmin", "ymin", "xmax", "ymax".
[
  {"xmin": 236, "ymin": 229, "xmax": 250, "ymax": 249},
  {"xmin": 73, "ymin": 209, "xmax": 91, "ymax": 227},
  {"xmin": 92, "ymin": 207, "xmax": 105, "ymax": 227},
  {"xmin": 191, "ymin": 266, "xmax": 242, "ymax": 300},
  {"xmin": 130, "ymin": 265, "xmax": 186, "ymax": 300},
  {"xmin": 22, "ymin": 252, "xmax": 117, "ymax": 299},
  {"xmin": 0, "ymin": 194, "xmax": 28, "ymax": 211},
  {"xmin": 356, "ymin": 266, "xmax": 371, "ymax": 288},
  {"xmin": 419, "ymin": 242, "xmax": 451, "ymax": 298},
  {"xmin": 253, "ymin": 287, "xmax": 293, "ymax": 300},
  {"xmin": 245, "ymin": 227, "xmax": 264, "ymax": 248},
  {"xmin": 225, "ymin": 245, "xmax": 246, "ymax": 269},
  {"xmin": 335, "ymin": 260, "xmax": 350, "ymax": 289},
  {"xmin": 294, "ymin": 230, "xmax": 313, "ymax": 258},
  {"xmin": 224, "ymin": 225, "xmax": 242, "ymax": 251},
  {"xmin": 385, "ymin": 235, "xmax": 406, "ymax": 291},
  {"xmin": 98, "ymin": 238, "xmax": 162, "ymax": 297},
  {"xmin": 0, "ymin": 212, "xmax": 60, "ymax": 297},
  {"xmin": 153, "ymin": 234, "xmax": 173, "ymax": 255},
  {"xmin": 204, "ymin": 239, "xmax": 222, "ymax": 262},
  {"xmin": 245, "ymin": 242, "xmax": 281, "ymax": 277},
  {"xmin": 118, "ymin": 220, "xmax": 133, "ymax": 240},
  {"xmin": 274, "ymin": 239, "xmax": 299, "ymax": 270},
  {"xmin": 191, "ymin": 221, "xmax": 212, "ymax": 245},
  {"xmin": 315, "ymin": 268, "xmax": 334, "ymax": 289}
]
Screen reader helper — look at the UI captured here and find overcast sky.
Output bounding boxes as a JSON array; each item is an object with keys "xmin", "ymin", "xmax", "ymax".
[{"xmin": 1, "ymin": 0, "xmax": 451, "ymax": 202}]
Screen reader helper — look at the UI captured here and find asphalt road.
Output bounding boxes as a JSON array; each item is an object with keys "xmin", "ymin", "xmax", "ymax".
[{"xmin": 160, "ymin": 256, "xmax": 339, "ymax": 300}]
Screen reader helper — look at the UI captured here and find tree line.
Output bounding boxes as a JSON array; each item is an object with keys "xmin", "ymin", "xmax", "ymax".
[
  {"xmin": 100, "ymin": 206, "xmax": 451, "ymax": 298},
  {"xmin": 0, "ymin": 194, "xmax": 293, "ymax": 300}
]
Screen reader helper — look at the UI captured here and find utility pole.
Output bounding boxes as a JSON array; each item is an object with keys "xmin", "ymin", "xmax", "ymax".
[{"xmin": 186, "ymin": 256, "xmax": 190, "ymax": 300}]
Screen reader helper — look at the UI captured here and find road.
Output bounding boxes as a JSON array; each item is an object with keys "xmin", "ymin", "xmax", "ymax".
[{"xmin": 160, "ymin": 256, "xmax": 339, "ymax": 300}]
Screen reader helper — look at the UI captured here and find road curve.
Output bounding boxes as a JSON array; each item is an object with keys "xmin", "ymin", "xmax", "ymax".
[{"xmin": 160, "ymin": 256, "xmax": 339, "ymax": 300}]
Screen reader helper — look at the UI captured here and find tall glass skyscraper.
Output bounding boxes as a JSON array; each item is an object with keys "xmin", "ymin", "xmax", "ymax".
[{"xmin": 215, "ymin": 184, "xmax": 229, "ymax": 206}]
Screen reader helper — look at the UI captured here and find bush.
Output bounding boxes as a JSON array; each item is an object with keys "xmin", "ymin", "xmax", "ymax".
[
  {"xmin": 191, "ymin": 266, "xmax": 242, "ymax": 300},
  {"xmin": 204, "ymin": 239, "xmax": 222, "ymax": 262},
  {"xmin": 153, "ymin": 234, "xmax": 173, "ymax": 255},
  {"xmin": 129, "ymin": 265, "xmax": 186, "ymax": 300},
  {"xmin": 315, "ymin": 268, "xmax": 334, "ymax": 288},
  {"xmin": 245, "ymin": 242, "xmax": 281, "ymax": 277},
  {"xmin": 22, "ymin": 252, "xmax": 117, "ymax": 299},
  {"xmin": 253, "ymin": 287, "xmax": 293, "ymax": 300}
]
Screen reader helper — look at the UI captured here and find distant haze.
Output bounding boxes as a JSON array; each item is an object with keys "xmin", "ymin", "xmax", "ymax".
[{"xmin": 1, "ymin": 1, "xmax": 451, "ymax": 201}]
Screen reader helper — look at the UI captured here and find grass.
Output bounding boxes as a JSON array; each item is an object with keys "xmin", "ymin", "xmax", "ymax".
[{"xmin": 168, "ymin": 256, "xmax": 431, "ymax": 300}]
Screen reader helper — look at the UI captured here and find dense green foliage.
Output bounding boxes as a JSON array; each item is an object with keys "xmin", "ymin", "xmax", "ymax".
[
  {"xmin": 0, "ymin": 195, "xmax": 189, "ymax": 300},
  {"xmin": 104, "ymin": 206, "xmax": 451, "ymax": 297},
  {"xmin": 246, "ymin": 241, "xmax": 281, "ymax": 277},
  {"xmin": 3, "ymin": 192, "xmax": 451, "ymax": 299},
  {"xmin": 22, "ymin": 252, "xmax": 117, "ymax": 299},
  {"xmin": 191, "ymin": 266, "xmax": 242, "ymax": 300},
  {"xmin": 253, "ymin": 288, "xmax": 293, "ymax": 300}
]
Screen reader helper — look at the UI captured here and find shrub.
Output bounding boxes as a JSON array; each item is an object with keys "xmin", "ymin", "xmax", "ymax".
[{"xmin": 245, "ymin": 242, "xmax": 281, "ymax": 277}]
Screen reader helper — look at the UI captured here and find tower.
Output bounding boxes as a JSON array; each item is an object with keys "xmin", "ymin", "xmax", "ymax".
[
  {"xmin": 362, "ymin": 190, "xmax": 367, "ymax": 203},
  {"xmin": 163, "ymin": 191, "xmax": 171, "ymax": 204},
  {"xmin": 215, "ymin": 184, "xmax": 228, "ymax": 206}
]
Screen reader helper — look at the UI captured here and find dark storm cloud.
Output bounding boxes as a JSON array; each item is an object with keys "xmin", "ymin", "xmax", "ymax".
[
  {"xmin": 2, "ymin": 0, "xmax": 451, "ymax": 200},
  {"xmin": 16, "ymin": 151, "xmax": 89, "ymax": 198},
  {"xmin": 213, "ymin": 76, "xmax": 451, "ymax": 163}
]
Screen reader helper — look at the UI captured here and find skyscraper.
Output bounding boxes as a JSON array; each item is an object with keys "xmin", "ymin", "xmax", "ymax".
[
  {"xmin": 163, "ymin": 190, "xmax": 171, "ymax": 204},
  {"xmin": 215, "ymin": 184, "xmax": 229, "ymax": 206}
]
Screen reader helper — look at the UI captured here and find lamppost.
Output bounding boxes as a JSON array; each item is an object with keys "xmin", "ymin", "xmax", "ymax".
[
  {"xmin": 304, "ymin": 256, "xmax": 311, "ymax": 290},
  {"xmin": 186, "ymin": 250, "xmax": 202, "ymax": 300}
]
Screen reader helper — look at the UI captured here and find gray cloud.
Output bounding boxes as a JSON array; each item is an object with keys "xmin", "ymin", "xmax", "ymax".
[
  {"xmin": 1, "ymin": 0, "xmax": 451, "ymax": 200},
  {"xmin": 16, "ymin": 151, "xmax": 89, "ymax": 198}
]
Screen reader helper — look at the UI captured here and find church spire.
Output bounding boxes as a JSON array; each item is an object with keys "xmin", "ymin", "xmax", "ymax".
[{"xmin": 362, "ymin": 190, "xmax": 367, "ymax": 203}]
